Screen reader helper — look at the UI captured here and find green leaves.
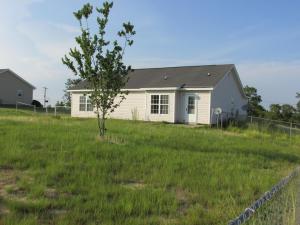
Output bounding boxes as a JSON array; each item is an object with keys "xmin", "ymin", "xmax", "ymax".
[
  {"xmin": 73, "ymin": 3, "xmax": 93, "ymax": 21},
  {"xmin": 62, "ymin": 1, "xmax": 135, "ymax": 136}
]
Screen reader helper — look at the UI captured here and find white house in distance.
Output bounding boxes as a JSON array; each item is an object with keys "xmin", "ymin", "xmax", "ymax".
[
  {"xmin": 68, "ymin": 64, "xmax": 248, "ymax": 124},
  {"xmin": 0, "ymin": 69, "xmax": 35, "ymax": 105}
]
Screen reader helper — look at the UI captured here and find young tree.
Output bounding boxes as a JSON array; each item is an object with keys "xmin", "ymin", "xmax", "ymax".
[
  {"xmin": 243, "ymin": 85, "xmax": 265, "ymax": 116},
  {"xmin": 62, "ymin": 2, "xmax": 135, "ymax": 137},
  {"xmin": 63, "ymin": 78, "xmax": 82, "ymax": 106}
]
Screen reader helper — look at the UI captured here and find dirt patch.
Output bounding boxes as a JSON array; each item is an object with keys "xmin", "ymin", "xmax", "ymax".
[
  {"xmin": 0, "ymin": 204, "xmax": 10, "ymax": 215},
  {"xmin": 0, "ymin": 167, "xmax": 16, "ymax": 196},
  {"xmin": 120, "ymin": 180, "xmax": 146, "ymax": 190},
  {"xmin": 95, "ymin": 135, "xmax": 127, "ymax": 145},
  {"xmin": 5, "ymin": 186, "xmax": 27, "ymax": 198},
  {"xmin": 0, "ymin": 167, "xmax": 16, "ymax": 217},
  {"xmin": 0, "ymin": 116, "xmax": 38, "ymax": 123},
  {"xmin": 158, "ymin": 216, "xmax": 179, "ymax": 224},
  {"xmin": 49, "ymin": 209, "xmax": 67, "ymax": 215},
  {"xmin": 44, "ymin": 188, "xmax": 59, "ymax": 199},
  {"xmin": 175, "ymin": 188, "xmax": 190, "ymax": 215}
]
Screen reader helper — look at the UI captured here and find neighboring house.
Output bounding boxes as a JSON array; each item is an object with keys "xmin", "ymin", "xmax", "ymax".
[
  {"xmin": 0, "ymin": 69, "xmax": 35, "ymax": 105},
  {"xmin": 68, "ymin": 64, "xmax": 248, "ymax": 124}
]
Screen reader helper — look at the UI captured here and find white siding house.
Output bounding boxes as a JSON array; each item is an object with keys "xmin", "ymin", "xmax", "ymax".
[
  {"xmin": 0, "ymin": 69, "xmax": 35, "ymax": 105},
  {"xmin": 69, "ymin": 64, "xmax": 247, "ymax": 125}
]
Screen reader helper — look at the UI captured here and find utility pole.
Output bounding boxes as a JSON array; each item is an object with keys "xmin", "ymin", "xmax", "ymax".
[{"xmin": 43, "ymin": 87, "xmax": 48, "ymax": 108}]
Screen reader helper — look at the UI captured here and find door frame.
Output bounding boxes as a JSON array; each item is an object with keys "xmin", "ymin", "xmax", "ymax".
[{"xmin": 183, "ymin": 93, "xmax": 197, "ymax": 123}]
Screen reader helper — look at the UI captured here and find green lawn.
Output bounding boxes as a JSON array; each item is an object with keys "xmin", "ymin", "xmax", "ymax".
[{"xmin": 0, "ymin": 108, "xmax": 299, "ymax": 225}]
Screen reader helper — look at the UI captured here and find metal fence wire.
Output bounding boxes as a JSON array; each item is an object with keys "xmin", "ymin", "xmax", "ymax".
[
  {"xmin": 248, "ymin": 116, "xmax": 300, "ymax": 137},
  {"xmin": 228, "ymin": 167, "xmax": 300, "ymax": 225},
  {"xmin": 13, "ymin": 102, "xmax": 71, "ymax": 116}
]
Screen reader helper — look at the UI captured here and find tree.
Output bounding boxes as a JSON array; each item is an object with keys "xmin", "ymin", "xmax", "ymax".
[
  {"xmin": 269, "ymin": 104, "xmax": 282, "ymax": 120},
  {"xmin": 62, "ymin": 1, "xmax": 135, "ymax": 137},
  {"xmin": 281, "ymin": 104, "xmax": 296, "ymax": 121},
  {"xmin": 63, "ymin": 78, "xmax": 82, "ymax": 106},
  {"xmin": 243, "ymin": 85, "xmax": 265, "ymax": 116},
  {"xmin": 56, "ymin": 101, "xmax": 65, "ymax": 107}
]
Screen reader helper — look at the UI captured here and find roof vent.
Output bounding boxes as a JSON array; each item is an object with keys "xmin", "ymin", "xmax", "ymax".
[
  {"xmin": 207, "ymin": 73, "xmax": 211, "ymax": 76},
  {"xmin": 163, "ymin": 75, "xmax": 168, "ymax": 80}
]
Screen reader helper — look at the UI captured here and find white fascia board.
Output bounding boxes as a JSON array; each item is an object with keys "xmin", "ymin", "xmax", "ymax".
[
  {"xmin": 67, "ymin": 87, "xmax": 214, "ymax": 92},
  {"xmin": 179, "ymin": 87, "xmax": 213, "ymax": 91}
]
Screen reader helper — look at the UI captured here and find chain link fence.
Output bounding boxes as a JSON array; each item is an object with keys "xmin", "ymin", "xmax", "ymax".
[
  {"xmin": 248, "ymin": 116, "xmax": 300, "ymax": 137},
  {"xmin": 229, "ymin": 167, "xmax": 300, "ymax": 225},
  {"xmin": 0, "ymin": 102, "xmax": 71, "ymax": 116}
]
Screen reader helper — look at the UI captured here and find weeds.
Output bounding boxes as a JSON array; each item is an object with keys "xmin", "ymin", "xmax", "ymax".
[{"xmin": 0, "ymin": 108, "xmax": 299, "ymax": 225}]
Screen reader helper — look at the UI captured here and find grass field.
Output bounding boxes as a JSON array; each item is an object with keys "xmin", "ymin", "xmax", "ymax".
[{"xmin": 0, "ymin": 108, "xmax": 299, "ymax": 225}]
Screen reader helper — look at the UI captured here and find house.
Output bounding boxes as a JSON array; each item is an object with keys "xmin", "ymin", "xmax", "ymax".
[
  {"xmin": 0, "ymin": 69, "xmax": 35, "ymax": 105},
  {"xmin": 68, "ymin": 64, "xmax": 248, "ymax": 124}
]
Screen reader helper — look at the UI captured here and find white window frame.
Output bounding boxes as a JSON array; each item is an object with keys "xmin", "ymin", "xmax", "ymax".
[
  {"xmin": 150, "ymin": 94, "xmax": 169, "ymax": 115},
  {"xmin": 79, "ymin": 95, "xmax": 93, "ymax": 112}
]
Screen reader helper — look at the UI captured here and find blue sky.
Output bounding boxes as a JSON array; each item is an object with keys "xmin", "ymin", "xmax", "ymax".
[{"xmin": 1, "ymin": 0, "xmax": 300, "ymax": 107}]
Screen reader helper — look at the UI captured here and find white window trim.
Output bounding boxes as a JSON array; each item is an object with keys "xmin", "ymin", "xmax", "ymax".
[
  {"xmin": 79, "ymin": 95, "xmax": 93, "ymax": 112},
  {"xmin": 150, "ymin": 94, "xmax": 169, "ymax": 115}
]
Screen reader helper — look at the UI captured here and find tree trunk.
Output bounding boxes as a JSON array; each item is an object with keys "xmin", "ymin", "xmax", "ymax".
[
  {"xmin": 100, "ymin": 113, "xmax": 105, "ymax": 137},
  {"xmin": 96, "ymin": 106, "xmax": 103, "ymax": 137},
  {"xmin": 96, "ymin": 106, "xmax": 106, "ymax": 137}
]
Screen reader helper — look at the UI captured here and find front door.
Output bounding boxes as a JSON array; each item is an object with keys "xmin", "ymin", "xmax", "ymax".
[{"xmin": 184, "ymin": 94, "xmax": 196, "ymax": 123}]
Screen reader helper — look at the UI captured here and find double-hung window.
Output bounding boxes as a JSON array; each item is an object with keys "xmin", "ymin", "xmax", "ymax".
[
  {"xmin": 79, "ymin": 95, "xmax": 93, "ymax": 112},
  {"xmin": 151, "ymin": 95, "xmax": 169, "ymax": 114}
]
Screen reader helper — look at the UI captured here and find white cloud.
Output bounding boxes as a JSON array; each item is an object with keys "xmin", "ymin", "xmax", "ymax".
[
  {"xmin": 49, "ymin": 22, "xmax": 80, "ymax": 34},
  {"xmin": 16, "ymin": 21, "xmax": 78, "ymax": 62},
  {"xmin": 238, "ymin": 61, "xmax": 300, "ymax": 107},
  {"xmin": 0, "ymin": 0, "xmax": 77, "ymax": 105}
]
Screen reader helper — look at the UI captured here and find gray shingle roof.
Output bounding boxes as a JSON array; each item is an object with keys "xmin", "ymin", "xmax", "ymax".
[
  {"xmin": 69, "ymin": 64, "xmax": 234, "ymax": 90},
  {"xmin": 0, "ymin": 69, "xmax": 35, "ymax": 89},
  {"xmin": 0, "ymin": 69, "xmax": 8, "ymax": 74}
]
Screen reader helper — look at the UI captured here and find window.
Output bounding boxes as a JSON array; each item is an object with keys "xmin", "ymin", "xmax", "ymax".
[
  {"xmin": 16, "ymin": 90, "xmax": 23, "ymax": 97},
  {"xmin": 187, "ymin": 96, "xmax": 195, "ymax": 114},
  {"xmin": 151, "ymin": 95, "xmax": 159, "ymax": 114},
  {"xmin": 79, "ymin": 95, "xmax": 93, "ymax": 112},
  {"xmin": 160, "ymin": 95, "xmax": 169, "ymax": 114},
  {"xmin": 151, "ymin": 95, "xmax": 169, "ymax": 114}
]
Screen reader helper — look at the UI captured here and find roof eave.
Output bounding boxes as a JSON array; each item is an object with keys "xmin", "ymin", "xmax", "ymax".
[{"xmin": 67, "ymin": 87, "xmax": 214, "ymax": 92}]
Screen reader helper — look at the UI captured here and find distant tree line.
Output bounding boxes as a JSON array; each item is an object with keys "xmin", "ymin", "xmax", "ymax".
[{"xmin": 244, "ymin": 85, "xmax": 300, "ymax": 123}]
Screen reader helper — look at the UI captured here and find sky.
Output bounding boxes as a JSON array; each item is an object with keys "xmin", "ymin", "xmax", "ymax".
[{"xmin": 0, "ymin": 0, "xmax": 300, "ymax": 107}]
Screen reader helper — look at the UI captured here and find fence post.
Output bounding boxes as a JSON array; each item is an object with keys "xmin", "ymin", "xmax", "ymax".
[
  {"xmin": 221, "ymin": 113, "xmax": 223, "ymax": 129},
  {"xmin": 250, "ymin": 116, "xmax": 253, "ymax": 123},
  {"xmin": 15, "ymin": 102, "xmax": 18, "ymax": 112},
  {"xmin": 34, "ymin": 105, "xmax": 36, "ymax": 113},
  {"xmin": 290, "ymin": 122, "xmax": 292, "ymax": 140},
  {"xmin": 210, "ymin": 108, "xmax": 214, "ymax": 128},
  {"xmin": 54, "ymin": 106, "xmax": 57, "ymax": 116}
]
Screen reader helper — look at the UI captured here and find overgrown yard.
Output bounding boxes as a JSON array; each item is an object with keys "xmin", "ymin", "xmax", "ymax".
[{"xmin": 0, "ymin": 108, "xmax": 299, "ymax": 225}]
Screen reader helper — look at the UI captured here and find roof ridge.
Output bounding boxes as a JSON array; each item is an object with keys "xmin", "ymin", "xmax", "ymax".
[{"xmin": 132, "ymin": 64, "xmax": 234, "ymax": 71}]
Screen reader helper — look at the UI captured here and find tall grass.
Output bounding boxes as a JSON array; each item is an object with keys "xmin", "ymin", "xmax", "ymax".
[
  {"xmin": 0, "ymin": 108, "xmax": 299, "ymax": 225},
  {"xmin": 245, "ymin": 175, "xmax": 299, "ymax": 225}
]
